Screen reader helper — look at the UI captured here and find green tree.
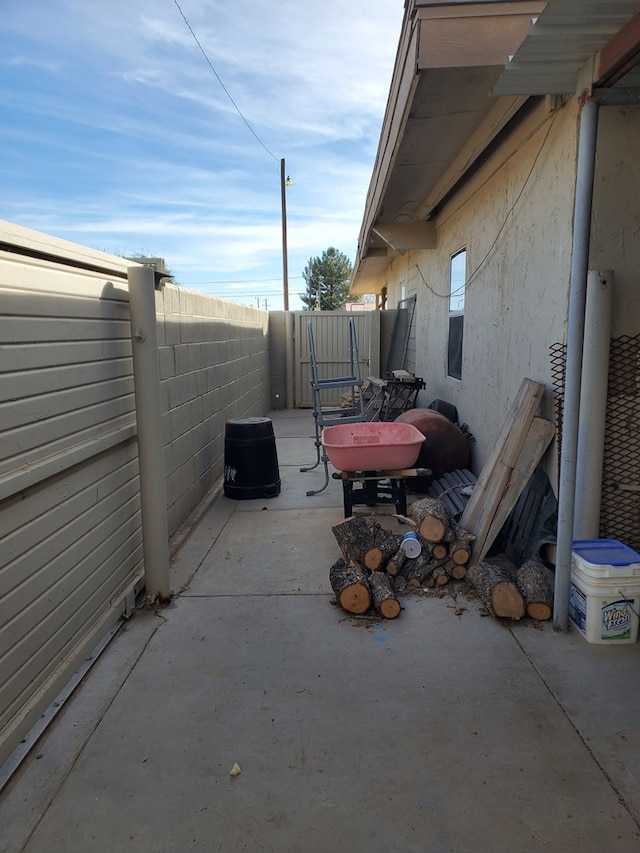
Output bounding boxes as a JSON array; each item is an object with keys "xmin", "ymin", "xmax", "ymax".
[{"xmin": 300, "ymin": 247, "xmax": 354, "ymax": 311}]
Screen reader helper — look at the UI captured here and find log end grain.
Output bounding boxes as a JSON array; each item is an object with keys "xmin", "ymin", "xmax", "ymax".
[
  {"xmin": 491, "ymin": 581, "xmax": 526, "ymax": 620},
  {"xmin": 526, "ymin": 602, "xmax": 553, "ymax": 621},
  {"xmin": 379, "ymin": 597, "xmax": 402, "ymax": 619},
  {"xmin": 339, "ymin": 583, "xmax": 372, "ymax": 615},
  {"xmin": 364, "ymin": 547, "xmax": 384, "ymax": 571}
]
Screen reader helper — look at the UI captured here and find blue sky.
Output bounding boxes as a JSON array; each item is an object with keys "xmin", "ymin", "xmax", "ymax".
[{"xmin": 1, "ymin": 0, "xmax": 402, "ymax": 309}]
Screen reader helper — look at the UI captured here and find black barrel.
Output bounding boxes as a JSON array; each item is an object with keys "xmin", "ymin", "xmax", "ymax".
[{"xmin": 223, "ymin": 417, "xmax": 281, "ymax": 499}]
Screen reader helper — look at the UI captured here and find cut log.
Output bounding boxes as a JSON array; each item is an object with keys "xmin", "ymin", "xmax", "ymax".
[
  {"xmin": 430, "ymin": 542, "xmax": 449, "ymax": 561},
  {"xmin": 449, "ymin": 525, "xmax": 474, "ymax": 566},
  {"xmin": 331, "ymin": 515, "xmax": 380, "ymax": 570},
  {"xmin": 445, "ymin": 559, "xmax": 467, "ymax": 580},
  {"xmin": 373, "ymin": 528, "xmax": 404, "ymax": 570},
  {"xmin": 467, "ymin": 561, "xmax": 526, "ymax": 620},
  {"xmin": 329, "ymin": 558, "xmax": 371, "ymax": 615},
  {"xmin": 331, "ymin": 515, "xmax": 401, "ymax": 571},
  {"xmin": 516, "ymin": 557, "xmax": 555, "ymax": 620},
  {"xmin": 409, "ymin": 497, "xmax": 451, "ymax": 543},
  {"xmin": 432, "ymin": 567, "xmax": 449, "ymax": 586},
  {"xmin": 386, "ymin": 546, "xmax": 406, "ymax": 577},
  {"xmin": 368, "ymin": 571, "xmax": 402, "ymax": 619},
  {"xmin": 400, "ymin": 552, "xmax": 434, "ymax": 584},
  {"xmin": 394, "ymin": 575, "xmax": 407, "ymax": 594}
]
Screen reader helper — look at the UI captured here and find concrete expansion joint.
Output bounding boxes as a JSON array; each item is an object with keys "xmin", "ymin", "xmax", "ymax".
[
  {"xmin": 178, "ymin": 591, "xmax": 330, "ymax": 598},
  {"xmin": 508, "ymin": 627, "xmax": 640, "ymax": 832}
]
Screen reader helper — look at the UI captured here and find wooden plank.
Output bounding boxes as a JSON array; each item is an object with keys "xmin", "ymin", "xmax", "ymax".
[
  {"xmin": 461, "ymin": 378, "xmax": 545, "ymax": 560},
  {"xmin": 474, "ymin": 416, "xmax": 555, "ymax": 564}
]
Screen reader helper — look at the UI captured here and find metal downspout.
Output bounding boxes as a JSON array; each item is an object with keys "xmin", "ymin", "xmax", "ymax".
[
  {"xmin": 553, "ymin": 99, "xmax": 600, "ymax": 630},
  {"xmin": 128, "ymin": 265, "xmax": 171, "ymax": 601}
]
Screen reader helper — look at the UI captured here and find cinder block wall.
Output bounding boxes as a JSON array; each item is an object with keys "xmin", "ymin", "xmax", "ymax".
[{"xmin": 156, "ymin": 284, "xmax": 270, "ymax": 535}]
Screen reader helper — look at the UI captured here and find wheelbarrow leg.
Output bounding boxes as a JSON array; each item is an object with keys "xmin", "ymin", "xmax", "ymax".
[{"xmin": 306, "ymin": 451, "xmax": 330, "ymax": 496}]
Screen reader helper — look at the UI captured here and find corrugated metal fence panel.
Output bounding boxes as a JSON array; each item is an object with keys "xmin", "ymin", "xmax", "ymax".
[
  {"xmin": 0, "ymin": 248, "xmax": 143, "ymax": 765},
  {"xmin": 294, "ymin": 311, "xmax": 379, "ymax": 407}
]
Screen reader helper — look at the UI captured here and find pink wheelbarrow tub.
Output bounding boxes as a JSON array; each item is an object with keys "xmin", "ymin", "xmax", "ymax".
[{"xmin": 321, "ymin": 422, "xmax": 426, "ymax": 472}]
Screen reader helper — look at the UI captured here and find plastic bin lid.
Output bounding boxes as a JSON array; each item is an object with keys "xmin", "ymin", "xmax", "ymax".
[{"xmin": 572, "ymin": 538, "xmax": 640, "ymax": 566}]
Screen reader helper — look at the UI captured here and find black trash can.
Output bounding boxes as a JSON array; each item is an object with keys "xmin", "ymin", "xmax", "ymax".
[{"xmin": 223, "ymin": 417, "xmax": 281, "ymax": 499}]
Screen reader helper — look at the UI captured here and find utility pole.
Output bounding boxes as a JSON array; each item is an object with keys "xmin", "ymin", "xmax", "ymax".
[{"xmin": 281, "ymin": 158, "xmax": 290, "ymax": 311}]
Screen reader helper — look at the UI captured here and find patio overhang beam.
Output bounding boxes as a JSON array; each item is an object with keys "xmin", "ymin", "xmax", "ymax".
[
  {"xmin": 595, "ymin": 9, "xmax": 640, "ymax": 88},
  {"xmin": 371, "ymin": 221, "xmax": 436, "ymax": 253},
  {"xmin": 350, "ymin": 249, "xmax": 395, "ymax": 296}
]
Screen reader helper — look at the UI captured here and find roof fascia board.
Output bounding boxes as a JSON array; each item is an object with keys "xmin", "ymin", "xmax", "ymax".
[
  {"xmin": 416, "ymin": 2, "xmax": 546, "ymax": 69},
  {"xmin": 415, "ymin": 2, "xmax": 544, "ymax": 21},
  {"xmin": 355, "ymin": 19, "xmax": 421, "ymax": 265}
]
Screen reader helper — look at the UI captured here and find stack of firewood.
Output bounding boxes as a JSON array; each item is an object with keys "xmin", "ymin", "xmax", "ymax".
[
  {"xmin": 328, "ymin": 497, "xmax": 556, "ymax": 623},
  {"xmin": 329, "ymin": 497, "xmax": 474, "ymax": 619}
]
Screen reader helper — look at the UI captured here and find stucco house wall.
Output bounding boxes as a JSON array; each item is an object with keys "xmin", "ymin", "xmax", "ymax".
[{"xmin": 383, "ymin": 99, "xmax": 579, "ymax": 476}]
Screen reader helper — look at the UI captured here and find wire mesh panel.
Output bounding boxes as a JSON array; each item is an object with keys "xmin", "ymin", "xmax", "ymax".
[
  {"xmin": 550, "ymin": 335, "xmax": 640, "ymax": 552},
  {"xmin": 383, "ymin": 294, "xmax": 417, "ymax": 377}
]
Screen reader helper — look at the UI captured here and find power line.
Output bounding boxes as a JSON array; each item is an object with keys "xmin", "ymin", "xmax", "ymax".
[
  {"xmin": 171, "ymin": 0, "xmax": 279, "ymax": 163},
  {"xmin": 186, "ymin": 276, "xmax": 304, "ymax": 285}
]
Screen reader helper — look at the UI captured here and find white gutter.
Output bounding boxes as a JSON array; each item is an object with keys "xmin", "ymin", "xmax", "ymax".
[{"xmin": 127, "ymin": 265, "xmax": 171, "ymax": 601}]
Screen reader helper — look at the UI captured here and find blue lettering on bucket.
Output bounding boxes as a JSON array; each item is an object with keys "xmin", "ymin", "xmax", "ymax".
[
  {"xmin": 569, "ymin": 583, "xmax": 587, "ymax": 632},
  {"xmin": 601, "ymin": 599, "xmax": 633, "ymax": 640}
]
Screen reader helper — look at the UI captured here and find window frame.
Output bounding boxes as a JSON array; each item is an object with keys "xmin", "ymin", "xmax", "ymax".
[{"xmin": 447, "ymin": 248, "xmax": 466, "ymax": 381}]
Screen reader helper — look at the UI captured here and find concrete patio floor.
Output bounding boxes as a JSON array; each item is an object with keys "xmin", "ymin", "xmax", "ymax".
[{"xmin": 2, "ymin": 409, "xmax": 640, "ymax": 852}]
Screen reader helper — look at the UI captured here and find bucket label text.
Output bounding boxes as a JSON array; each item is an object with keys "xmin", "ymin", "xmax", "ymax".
[{"xmin": 601, "ymin": 598, "xmax": 634, "ymax": 640}]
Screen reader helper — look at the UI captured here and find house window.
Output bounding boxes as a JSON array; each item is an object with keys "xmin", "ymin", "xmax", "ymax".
[{"xmin": 447, "ymin": 249, "xmax": 465, "ymax": 380}]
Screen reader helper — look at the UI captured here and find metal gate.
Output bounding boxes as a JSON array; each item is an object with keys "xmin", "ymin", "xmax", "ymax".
[{"xmin": 293, "ymin": 311, "xmax": 380, "ymax": 408}]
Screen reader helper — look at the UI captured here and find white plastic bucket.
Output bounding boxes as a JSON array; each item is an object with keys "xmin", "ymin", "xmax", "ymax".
[{"xmin": 569, "ymin": 565, "xmax": 640, "ymax": 644}]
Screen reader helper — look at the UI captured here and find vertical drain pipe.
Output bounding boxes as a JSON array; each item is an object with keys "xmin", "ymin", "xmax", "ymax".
[
  {"xmin": 574, "ymin": 270, "xmax": 613, "ymax": 538},
  {"xmin": 554, "ymin": 99, "xmax": 600, "ymax": 630},
  {"xmin": 128, "ymin": 265, "xmax": 171, "ymax": 601}
]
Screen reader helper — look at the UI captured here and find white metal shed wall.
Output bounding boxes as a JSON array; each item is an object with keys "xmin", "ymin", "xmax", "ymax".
[{"xmin": 0, "ymin": 228, "xmax": 143, "ymax": 766}]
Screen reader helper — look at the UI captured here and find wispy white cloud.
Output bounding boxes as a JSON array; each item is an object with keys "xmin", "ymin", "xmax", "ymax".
[{"xmin": 0, "ymin": 0, "xmax": 403, "ymax": 307}]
